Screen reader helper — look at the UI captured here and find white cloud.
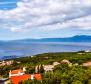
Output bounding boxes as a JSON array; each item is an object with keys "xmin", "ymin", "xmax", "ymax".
[
  {"xmin": 10, "ymin": 27, "xmax": 25, "ymax": 32},
  {"xmin": 0, "ymin": 0, "xmax": 91, "ymax": 32},
  {"xmin": 64, "ymin": 15, "xmax": 91, "ymax": 30}
]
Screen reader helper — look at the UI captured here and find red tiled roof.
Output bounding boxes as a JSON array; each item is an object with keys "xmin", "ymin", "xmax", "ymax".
[
  {"xmin": 10, "ymin": 69, "xmax": 23, "ymax": 74},
  {"xmin": 34, "ymin": 74, "xmax": 42, "ymax": 80},
  {"xmin": 10, "ymin": 74, "xmax": 31, "ymax": 84},
  {"xmin": 10, "ymin": 74, "xmax": 42, "ymax": 84}
]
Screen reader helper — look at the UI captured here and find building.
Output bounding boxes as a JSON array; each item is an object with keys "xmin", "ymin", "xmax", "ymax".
[
  {"xmin": 83, "ymin": 61, "xmax": 91, "ymax": 67},
  {"xmin": 35, "ymin": 65, "xmax": 44, "ymax": 73},
  {"xmin": 85, "ymin": 50, "xmax": 91, "ymax": 52},
  {"xmin": 10, "ymin": 74, "xmax": 42, "ymax": 84},
  {"xmin": 61, "ymin": 59, "xmax": 70, "ymax": 64},
  {"xmin": 0, "ymin": 60, "xmax": 13, "ymax": 66},
  {"xmin": 43, "ymin": 65, "xmax": 54, "ymax": 73},
  {"xmin": 53, "ymin": 62, "xmax": 60, "ymax": 66},
  {"xmin": 9, "ymin": 67, "xmax": 42, "ymax": 84},
  {"xmin": 35, "ymin": 65, "xmax": 40, "ymax": 73},
  {"xmin": 9, "ymin": 68, "xmax": 26, "ymax": 77}
]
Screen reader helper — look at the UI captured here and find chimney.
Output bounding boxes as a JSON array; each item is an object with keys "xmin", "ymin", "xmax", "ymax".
[
  {"xmin": 23, "ymin": 67, "xmax": 26, "ymax": 72},
  {"xmin": 31, "ymin": 75, "xmax": 34, "ymax": 80},
  {"xmin": 9, "ymin": 70, "xmax": 11, "ymax": 78}
]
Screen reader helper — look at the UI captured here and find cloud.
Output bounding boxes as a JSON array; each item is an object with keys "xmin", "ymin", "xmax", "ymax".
[
  {"xmin": 10, "ymin": 27, "xmax": 25, "ymax": 32},
  {"xmin": 0, "ymin": 0, "xmax": 91, "ymax": 32}
]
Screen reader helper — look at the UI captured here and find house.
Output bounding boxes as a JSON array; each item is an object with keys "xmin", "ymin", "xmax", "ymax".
[
  {"xmin": 35, "ymin": 65, "xmax": 44, "ymax": 73},
  {"xmin": 10, "ymin": 74, "xmax": 42, "ymax": 84},
  {"xmin": 85, "ymin": 50, "xmax": 91, "ymax": 52},
  {"xmin": 61, "ymin": 59, "xmax": 70, "ymax": 64},
  {"xmin": 6, "ymin": 60, "xmax": 13, "ymax": 65},
  {"xmin": 0, "ymin": 60, "xmax": 13, "ymax": 66},
  {"xmin": 53, "ymin": 62, "xmax": 60, "ymax": 66},
  {"xmin": 9, "ymin": 68, "xmax": 42, "ymax": 84},
  {"xmin": 43, "ymin": 65, "xmax": 54, "ymax": 73},
  {"xmin": 77, "ymin": 53, "xmax": 85, "ymax": 55},
  {"xmin": 35, "ymin": 62, "xmax": 60, "ymax": 73},
  {"xmin": 35, "ymin": 65, "xmax": 41, "ymax": 73},
  {"xmin": 82, "ymin": 61, "xmax": 91, "ymax": 67},
  {"xmin": 9, "ymin": 67, "xmax": 26, "ymax": 77}
]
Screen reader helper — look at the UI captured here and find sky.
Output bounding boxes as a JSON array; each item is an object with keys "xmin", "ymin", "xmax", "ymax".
[{"xmin": 0, "ymin": 0, "xmax": 91, "ymax": 40}]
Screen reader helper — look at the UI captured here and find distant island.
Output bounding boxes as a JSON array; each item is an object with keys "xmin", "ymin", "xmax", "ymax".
[{"xmin": 6, "ymin": 35, "xmax": 91, "ymax": 43}]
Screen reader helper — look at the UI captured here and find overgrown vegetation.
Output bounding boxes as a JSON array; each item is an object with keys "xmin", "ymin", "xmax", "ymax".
[
  {"xmin": 23, "ymin": 64, "xmax": 91, "ymax": 84},
  {"xmin": 14, "ymin": 52, "xmax": 91, "ymax": 65},
  {"xmin": 1, "ymin": 52, "xmax": 91, "ymax": 84}
]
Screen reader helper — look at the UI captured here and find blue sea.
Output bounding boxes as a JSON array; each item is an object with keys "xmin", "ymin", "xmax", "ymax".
[{"xmin": 0, "ymin": 42, "xmax": 91, "ymax": 57}]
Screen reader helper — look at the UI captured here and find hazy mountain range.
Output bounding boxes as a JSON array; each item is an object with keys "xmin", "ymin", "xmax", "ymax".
[{"xmin": 4, "ymin": 35, "xmax": 91, "ymax": 43}]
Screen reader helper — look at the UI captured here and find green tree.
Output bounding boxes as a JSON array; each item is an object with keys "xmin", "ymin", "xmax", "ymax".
[{"xmin": 71, "ymin": 80, "xmax": 83, "ymax": 84}]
